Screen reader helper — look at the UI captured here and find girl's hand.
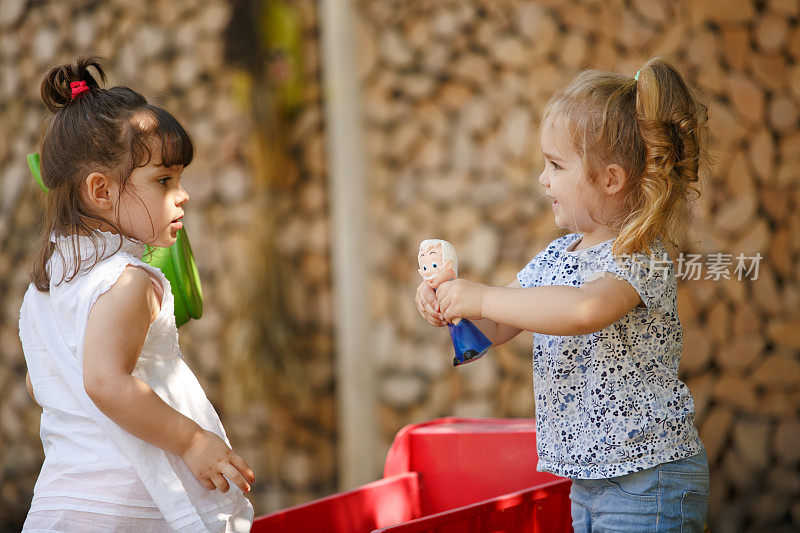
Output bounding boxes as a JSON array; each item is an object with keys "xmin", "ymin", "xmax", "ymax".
[
  {"xmin": 181, "ymin": 429, "xmax": 255, "ymax": 493},
  {"xmin": 415, "ymin": 281, "xmax": 447, "ymax": 326},
  {"xmin": 436, "ymin": 279, "xmax": 487, "ymax": 322}
]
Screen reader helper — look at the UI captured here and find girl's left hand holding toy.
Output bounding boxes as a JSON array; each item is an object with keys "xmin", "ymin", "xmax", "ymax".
[
  {"xmin": 415, "ymin": 282, "xmax": 447, "ymax": 327},
  {"xmin": 435, "ymin": 278, "xmax": 488, "ymax": 323}
]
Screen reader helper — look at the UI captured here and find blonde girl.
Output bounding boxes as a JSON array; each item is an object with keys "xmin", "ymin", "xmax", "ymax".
[{"xmin": 416, "ymin": 57, "xmax": 709, "ymax": 532}]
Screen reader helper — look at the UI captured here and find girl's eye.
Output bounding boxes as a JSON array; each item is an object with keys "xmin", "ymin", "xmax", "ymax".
[
  {"xmin": 158, "ymin": 177, "xmax": 171, "ymax": 186},
  {"xmin": 551, "ymin": 161, "xmax": 563, "ymax": 171}
]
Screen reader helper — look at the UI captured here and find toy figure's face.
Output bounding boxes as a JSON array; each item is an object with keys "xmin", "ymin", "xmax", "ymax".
[{"xmin": 418, "ymin": 244, "xmax": 455, "ymax": 290}]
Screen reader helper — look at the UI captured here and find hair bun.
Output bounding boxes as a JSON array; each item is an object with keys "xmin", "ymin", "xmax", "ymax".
[{"xmin": 40, "ymin": 55, "xmax": 108, "ymax": 112}]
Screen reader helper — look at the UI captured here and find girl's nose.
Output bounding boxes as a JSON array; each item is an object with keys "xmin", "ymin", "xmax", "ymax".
[
  {"xmin": 538, "ymin": 169, "xmax": 548, "ymax": 188},
  {"xmin": 176, "ymin": 184, "xmax": 189, "ymax": 205}
]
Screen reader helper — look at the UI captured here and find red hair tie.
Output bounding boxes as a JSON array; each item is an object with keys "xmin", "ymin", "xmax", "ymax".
[{"xmin": 70, "ymin": 80, "xmax": 90, "ymax": 99}]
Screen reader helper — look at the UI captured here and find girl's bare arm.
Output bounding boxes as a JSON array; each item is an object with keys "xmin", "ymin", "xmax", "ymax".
[
  {"xmin": 438, "ymin": 273, "xmax": 643, "ymax": 336},
  {"xmin": 469, "ymin": 279, "xmax": 524, "ymax": 345},
  {"xmin": 83, "ymin": 266, "xmax": 253, "ymax": 493}
]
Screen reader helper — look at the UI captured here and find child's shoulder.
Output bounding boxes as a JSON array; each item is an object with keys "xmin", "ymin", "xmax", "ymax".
[
  {"xmin": 85, "ymin": 251, "xmax": 159, "ymax": 297},
  {"xmin": 596, "ymin": 238, "xmax": 672, "ymax": 270},
  {"xmin": 79, "ymin": 249, "xmax": 144, "ymax": 284},
  {"xmin": 91, "ymin": 264, "xmax": 161, "ymax": 323},
  {"xmin": 49, "ymin": 236, "xmax": 153, "ymax": 299},
  {"xmin": 51, "ymin": 232, "xmax": 146, "ymax": 276}
]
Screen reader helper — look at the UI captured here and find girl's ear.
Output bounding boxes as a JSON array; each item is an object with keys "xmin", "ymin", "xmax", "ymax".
[
  {"xmin": 84, "ymin": 172, "xmax": 115, "ymax": 211},
  {"xmin": 601, "ymin": 164, "xmax": 626, "ymax": 195}
]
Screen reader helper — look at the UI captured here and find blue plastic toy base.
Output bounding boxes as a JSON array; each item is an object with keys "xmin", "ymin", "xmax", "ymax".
[{"xmin": 448, "ymin": 319, "xmax": 492, "ymax": 366}]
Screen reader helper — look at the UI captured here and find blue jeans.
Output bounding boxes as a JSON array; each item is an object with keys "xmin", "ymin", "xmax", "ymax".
[{"xmin": 570, "ymin": 449, "xmax": 709, "ymax": 532}]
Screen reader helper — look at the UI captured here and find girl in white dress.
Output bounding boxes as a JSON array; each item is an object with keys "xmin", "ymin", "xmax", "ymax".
[{"xmin": 19, "ymin": 56, "xmax": 255, "ymax": 532}]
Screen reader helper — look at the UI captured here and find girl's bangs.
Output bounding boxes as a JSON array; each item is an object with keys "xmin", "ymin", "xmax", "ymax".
[
  {"xmin": 151, "ymin": 106, "xmax": 194, "ymax": 168},
  {"xmin": 129, "ymin": 106, "xmax": 194, "ymax": 170}
]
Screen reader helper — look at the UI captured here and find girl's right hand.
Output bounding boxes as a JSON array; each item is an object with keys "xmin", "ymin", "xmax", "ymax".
[
  {"xmin": 181, "ymin": 429, "xmax": 255, "ymax": 493},
  {"xmin": 416, "ymin": 281, "xmax": 447, "ymax": 326}
]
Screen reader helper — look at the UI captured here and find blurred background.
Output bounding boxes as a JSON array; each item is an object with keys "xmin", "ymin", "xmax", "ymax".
[{"xmin": 0, "ymin": 0, "xmax": 799, "ymax": 531}]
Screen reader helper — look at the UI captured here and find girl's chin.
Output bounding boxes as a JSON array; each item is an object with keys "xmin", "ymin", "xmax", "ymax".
[
  {"xmin": 150, "ymin": 236, "xmax": 178, "ymax": 248},
  {"xmin": 553, "ymin": 220, "xmax": 574, "ymax": 232}
]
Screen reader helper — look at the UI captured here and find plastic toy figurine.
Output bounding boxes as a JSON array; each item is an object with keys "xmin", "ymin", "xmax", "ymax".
[
  {"xmin": 27, "ymin": 153, "xmax": 202, "ymax": 326},
  {"xmin": 418, "ymin": 239, "xmax": 492, "ymax": 366}
]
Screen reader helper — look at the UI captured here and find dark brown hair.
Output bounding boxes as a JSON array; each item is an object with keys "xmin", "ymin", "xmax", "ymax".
[
  {"xmin": 31, "ymin": 55, "xmax": 194, "ymax": 291},
  {"xmin": 542, "ymin": 56, "xmax": 707, "ymax": 256}
]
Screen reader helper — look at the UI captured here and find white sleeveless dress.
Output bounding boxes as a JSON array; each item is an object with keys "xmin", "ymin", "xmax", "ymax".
[{"xmin": 19, "ymin": 231, "xmax": 253, "ymax": 532}]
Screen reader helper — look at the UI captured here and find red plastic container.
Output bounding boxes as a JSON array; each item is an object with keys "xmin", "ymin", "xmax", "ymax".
[
  {"xmin": 374, "ymin": 478, "xmax": 572, "ymax": 533},
  {"xmin": 251, "ymin": 473, "xmax": 421, "ymax": 532},
  {"xmin": 252, "ymin": 418, "xmax": 572, "ymax": 532},
  {"xmin": 384, "ymin": 418, "xmax": 564, "ymax": 515}
]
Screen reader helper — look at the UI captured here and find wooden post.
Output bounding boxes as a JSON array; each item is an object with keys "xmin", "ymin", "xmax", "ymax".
[{"xmin": 320, "ymin": 0, "xmax": 376, "ymax": 489}]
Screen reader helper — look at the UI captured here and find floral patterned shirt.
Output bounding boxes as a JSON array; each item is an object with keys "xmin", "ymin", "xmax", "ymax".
[{"xmin": 517, "ymin": 233, "xmax": 703, "ymax": 479}]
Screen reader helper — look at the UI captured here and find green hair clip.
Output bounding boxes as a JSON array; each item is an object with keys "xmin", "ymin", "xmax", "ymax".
[
  {"xmin": 26, "ymin": 153, "xmax": 203, "ymax": 327},
  {"xmin": 634, "ymin": 69, "xmax": 641, "ymax": 81}
]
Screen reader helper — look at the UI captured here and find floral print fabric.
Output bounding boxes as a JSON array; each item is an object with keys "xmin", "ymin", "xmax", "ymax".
[{"xmin": 517, "ymin": 233, "xmax": 703, "ymax": 479}]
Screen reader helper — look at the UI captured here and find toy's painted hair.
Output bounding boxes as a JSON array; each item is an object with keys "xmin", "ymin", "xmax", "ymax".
[
  {"xmin": 30, "ymin": 55, "xmax": 194, "ymax": 291},
  {"xmin": 542, "ymin": 56, "xmax": 707, "ymax": 257}
]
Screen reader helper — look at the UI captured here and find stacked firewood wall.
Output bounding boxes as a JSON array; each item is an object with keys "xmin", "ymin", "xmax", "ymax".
[
  {"xmin": 357, "ymin": 0, "xmax": 800, "ymax": 531},
  {"xmin": 2, "ymin": 0, "xmax": 799, "ymax": 530}
]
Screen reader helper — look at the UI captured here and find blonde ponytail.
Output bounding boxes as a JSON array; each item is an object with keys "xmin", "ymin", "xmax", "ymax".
[{"xmin": 614, "ymin": 57, "xmax": 706, "ymax": 256}]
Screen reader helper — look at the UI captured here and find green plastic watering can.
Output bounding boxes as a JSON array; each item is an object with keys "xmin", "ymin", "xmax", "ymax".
[{"xmin": 27, "ymin": 153, "xmax": 203, "ymax": 327}]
